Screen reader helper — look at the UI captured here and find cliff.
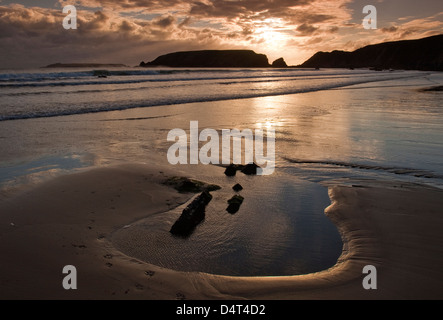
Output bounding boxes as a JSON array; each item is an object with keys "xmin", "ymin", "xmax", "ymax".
[
  {"xmin": 140, "ymin": 50, "xmax": 272, "ymax": 68},
  {"xmin": 300, "ymin": 34, "xmax": 443, "ymax": 71}
]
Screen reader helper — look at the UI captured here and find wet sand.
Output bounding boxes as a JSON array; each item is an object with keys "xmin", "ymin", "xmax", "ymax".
[{"xmin": 1, "ymin": 163, "xmax": 442, "ymax": 299}]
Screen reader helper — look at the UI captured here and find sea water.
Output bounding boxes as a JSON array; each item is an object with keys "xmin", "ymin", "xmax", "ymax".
[{"xmin": 0, "ymin": 67, "xmax": 442, "ymax": 276}]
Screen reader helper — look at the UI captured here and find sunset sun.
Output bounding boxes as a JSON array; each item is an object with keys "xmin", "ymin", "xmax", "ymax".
[{"xmin": 255, "ymin": 18, "xmax": 288, "ymax": 45}]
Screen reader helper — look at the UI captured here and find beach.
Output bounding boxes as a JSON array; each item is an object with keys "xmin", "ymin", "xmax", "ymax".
[
  {"xmin": 1, "ymin": 163, "xmax": 443, "ymax": 299},
  {"xmin": 1, "ymin": 68, "xmax": 443, "ymax": 299}
]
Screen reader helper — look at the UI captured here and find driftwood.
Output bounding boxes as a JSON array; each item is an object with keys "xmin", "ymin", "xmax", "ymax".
[{"xmin": 170, "ymin": 190, "xmax": 213, "ymax": 237}]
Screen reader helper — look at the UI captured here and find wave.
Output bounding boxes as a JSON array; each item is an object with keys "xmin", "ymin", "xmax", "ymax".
[
  {"xmin": 0, "ymin": 73, "xmax": 375, "ymax": 97},
  {"xmin": 0, "ymin": 67, "xmax": 348, "ymax": 80},
  {"xmin": 0, "ymin": 69, "xmax": 162, "ymax": 82},
  {"xmin": 0, "ymin": 71, "xmax": 416, "ymax": 90},
  {"xmin": 0, "ymin": 68, "xmax": 391, "ymax": 87},
  {"xmin": 0, "ymin": 75, "xmax": 343, "ymax": 88},
  {"xmin": 0, "ymin": 72, "xmax": 426, "ymax": 121},
  {"xmin": 283, "ymin": 157, "xmax": 443, "ymax": 180}
]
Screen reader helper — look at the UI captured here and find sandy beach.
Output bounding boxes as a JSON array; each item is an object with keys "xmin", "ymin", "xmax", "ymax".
[
  {"xmin": 1, "ymin": 70, "xmax": 443, "ymax": 300},
  {"xmin": 1, "ymin": 162, "xmax": 442, "ymax": 300}
]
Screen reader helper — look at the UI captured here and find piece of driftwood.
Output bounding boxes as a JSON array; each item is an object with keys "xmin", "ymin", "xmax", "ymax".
[{"xmin": 170, "ymin": 190, "xmax": 213, "ymax": 237}]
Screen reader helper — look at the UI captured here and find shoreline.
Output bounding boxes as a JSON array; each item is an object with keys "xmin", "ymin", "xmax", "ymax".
[{"xmin": 1, "ymin": 163, "xmax": 442, "ymax": 299}]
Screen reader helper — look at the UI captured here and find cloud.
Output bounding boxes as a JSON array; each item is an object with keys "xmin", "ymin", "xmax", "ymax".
[
  {"xmin": 389, "ymin": 12, "xmax": 443, "ymax": 39},
  {"xmin": 0, "ymin": 1, "xmax": 442, "ymax": 68},
  {"xmin": 381, "ymin": 25, "xmax": 398, "ymax": 33},
  {"xmin": 0, "ymin": 3, "xmax": 238, "ymax": 68},
  {"xmin": 296, "ymin": 23, "xmax": 319, "ymax": 36},
  {"xmin": 153, "ymin": 15, "xmax": 175, "ymax": 28}
]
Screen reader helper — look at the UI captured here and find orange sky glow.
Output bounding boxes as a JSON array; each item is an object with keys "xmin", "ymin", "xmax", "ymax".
[{"xmin": 0, "ymin": 0, "xmax": 442, "ymax": 68}]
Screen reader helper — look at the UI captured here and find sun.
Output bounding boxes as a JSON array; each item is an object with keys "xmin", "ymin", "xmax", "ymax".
[{"xmin": 254, "ymin": 18, "xmax": 288, "ymax": 47}]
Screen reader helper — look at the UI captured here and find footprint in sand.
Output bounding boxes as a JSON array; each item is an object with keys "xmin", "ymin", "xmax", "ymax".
[
  {"xmin": 176, "ymin": 292, "xmax": 186, "ymax": 300},
  {"xmin": 72, "ymin": 244, "xmax": 87, "ymax": 249},
  {"xmin": 135, "ymin": 283, "xmax": 144, "ymax": 290},
  {"xmin": 144, "ymin": 270, "xmax": 155, "ymax": 277}
]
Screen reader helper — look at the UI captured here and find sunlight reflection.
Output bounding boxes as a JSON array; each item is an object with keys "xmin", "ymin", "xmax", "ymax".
[{"xmin": 251, "ymin": 96, "xmax": 292, "ymax": 130}]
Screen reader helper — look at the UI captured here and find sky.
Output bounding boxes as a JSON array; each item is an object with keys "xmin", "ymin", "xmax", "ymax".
[{"xmin": 0, "ymin": 0, "xmax": 442, "ymax": 69}]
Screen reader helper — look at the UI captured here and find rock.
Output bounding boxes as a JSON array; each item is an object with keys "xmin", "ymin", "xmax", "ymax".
[
  {"xmin": 226, "ymin": 195, "xmax": 244, "ymax": 214},
  {"xmin": 299, "ymin": 34, "xmax": 443, "ymax": 71},
  {"xmin": 224, "ymin": 164, "xmax": 239, "ymax": 176},
  {"xmin": 232, "ymin": 183, "xmax": 243, "ymax": 192},
  {"xmin": 420, "ymin": 85, "xmax": 443, "ymax": 92},
  {"xmin": 163, "ymin": 176, "xmax": 220, "ymax": 193},
  {"xmin": 140, "ymin": 50, "xmax": 271, "ymax": 68},
  {"xmin": 178, "ymin": 178, "xmax": 200, "ymax": 192},
  {"xmin": 224, "ymin": 163, "xmax": 261, "ymax": 176},
  {"xmin": 240, "ymin": 162, "xmax": 260, "ymax": 175},
  {"xmin": 170, "ymin": 191, "xmax": 213, "ymax": 237},
  {"xmin": 272, "ymin": 58, "xmax": 288, "ymax": 68}
]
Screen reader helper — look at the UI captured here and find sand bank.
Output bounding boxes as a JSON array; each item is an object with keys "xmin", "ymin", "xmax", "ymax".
[{"xmin": 1, "ymin": 164, "xmax": 442, "ymax": 299}]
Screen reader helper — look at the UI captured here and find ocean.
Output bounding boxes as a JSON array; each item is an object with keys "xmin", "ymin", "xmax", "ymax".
[
  {"xmin": 1, "ymin": 67, "xmax": 442, "ymax": 276},
  {"xmin": 0, "ymin": 67, "xmax": 431, "ymax": 120}
]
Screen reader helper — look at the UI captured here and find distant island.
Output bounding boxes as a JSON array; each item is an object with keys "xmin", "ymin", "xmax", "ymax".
[
  {"xmin": 44, "ymin": 63, "xmax": 127, "ymax": 68},
  {"xmin": 140, "ymin": 50, "xmax": 287, "ymax": 68},
  {"xmin": 140, "ymin": 35, "xmax": 442, "ymax": 71},
  {"xmin": 44, "ymin": 34, "xmax": 442, "ymax": 71},
  {"xmin": 299, "ymin": 34, "xmax": 443, "ymax": 71}
]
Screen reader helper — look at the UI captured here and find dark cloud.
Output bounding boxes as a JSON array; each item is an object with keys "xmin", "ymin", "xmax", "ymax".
[
  {"xmin": 381, "ymin": 25, "xmax": 399, "ymax": 33},
  {"xmin": 296, "ymin": 23, "xmax": 318, "ymax": 36},
  {"xmin": 81, "ymin": 11, "xmax": 109, "ymax": 30},
  {"xmin": 119, "ymin": 20, "xmax": 135, "ymax": 32},
  {"xmin": 153, "ymin": 15, "xmax": 175, "ymax": 28},
  {"xmin": 328, "ymin": 26, "xmax": 339, "ymax": 33}
]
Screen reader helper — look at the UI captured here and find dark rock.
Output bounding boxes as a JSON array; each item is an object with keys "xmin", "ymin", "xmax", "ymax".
[
  {"xmin": 163, "ymin": 176, "xmax": 220, "ymax": 193},
  {"xmin": 226, "ymin": 195, "xmax": 244, "ymax": 214},
  {"xmin": 232, "ymin": 183, "xmax": 243, "ymax": 192},
  {"xmin": 178, "ymin": 179, "xmax": 201, "ymax": 192},
  {"xmin": 272, "ymin": 58, "xmax": 287, "ymax": 68},
  {"xmin": 224, "ymin": 163, "xmax": 261, "ymax": 176},
  {"xmin": 240, "ymin": 162, "xmax": 260, "ymax": 175},
  {"xmin": 170, "ymin": 191, "xmax": 213, "ymax": 237},
  {"xmin": 299, "ymin": 34, "xmax": 443, "ymax": 71},
  {"xmin": 140, "ymin": 50, "xmax": 271, "ymax": 68},
  {"xmin": 419, "ymin": 85, "xmax": 443, "ymax": 92},
  {"xmin": 224, "ymin": 164, "xmax": 240, "ymax": 176}
]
